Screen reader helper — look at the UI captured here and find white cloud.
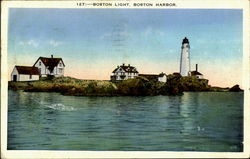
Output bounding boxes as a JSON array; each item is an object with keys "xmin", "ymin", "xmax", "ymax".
[
  {"xmin": 18, "ymin": 40, "xmax": 39, "ymax": 47},
  {"xmin": 48, "ymin": 40, "xmax": 62, "ymax": 47}
]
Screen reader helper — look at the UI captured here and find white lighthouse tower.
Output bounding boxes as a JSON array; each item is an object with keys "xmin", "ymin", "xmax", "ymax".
[{"xmin": 180, "ymin": 37, "xmax": 191, "ymax": 76}]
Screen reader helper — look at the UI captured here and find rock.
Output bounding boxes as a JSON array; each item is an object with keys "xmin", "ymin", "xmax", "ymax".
[{"xmin": 229, "ymin": 85, "xmax": 243, "ymax": 92}]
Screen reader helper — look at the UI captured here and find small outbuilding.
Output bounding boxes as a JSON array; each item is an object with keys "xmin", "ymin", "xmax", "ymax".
[
  {"xmin": 11, "ymin": 66, "xmax": 40, "ymax": 81},
  {"xmin": 189, "ymin": 64, "xmax": 203, "ymax": 79},
  {"xmin": 139, "ymin": 73, "xmax": 167, "ymax": 83},
  {"xmin": 189, "ymin": 71, "xmax": 203, "ymax": 79}
]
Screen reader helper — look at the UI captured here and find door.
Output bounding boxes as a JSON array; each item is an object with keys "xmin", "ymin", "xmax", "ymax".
[{"xmin": 13, "ymin": 75, "xmax": 17, "ymax": 81}]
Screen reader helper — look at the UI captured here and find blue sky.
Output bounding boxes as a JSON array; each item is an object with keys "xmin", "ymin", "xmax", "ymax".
[{"xmin": 8, "ymin": 9, "xmax": 242, "ymax": 87}]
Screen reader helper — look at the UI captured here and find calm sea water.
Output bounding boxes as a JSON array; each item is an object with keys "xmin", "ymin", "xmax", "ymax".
[{"xmin": 8, "ymin": 90, "xmax": 243, "ymax": 151}]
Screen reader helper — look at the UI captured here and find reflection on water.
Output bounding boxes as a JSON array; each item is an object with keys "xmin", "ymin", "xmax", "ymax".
[{"xmin": 8, "ymin": 90, "xmax": 243, "ymax": 151}]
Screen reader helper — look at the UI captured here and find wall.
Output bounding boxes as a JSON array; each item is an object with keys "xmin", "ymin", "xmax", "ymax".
[
  {"xmin": 34, "ymin": 59, "xmax": 47, "ymax": 75},
  {"xmin": 19, "ymin": 74, "xmax": 39, "ymax": 81},
  {"xmin": 158, "ymin": 75, "xmax": 167, "ymax": 82},
  {"xmin": 11, "ymin": 67, "xmax": 19, "ymax": 81},
  {"xmin": 54, "ymin": 61, "xmax": 64, "ymax": 77},
  {"xmin": 196, "ymin": 75, "xmax": 203, "ymax": 79}
]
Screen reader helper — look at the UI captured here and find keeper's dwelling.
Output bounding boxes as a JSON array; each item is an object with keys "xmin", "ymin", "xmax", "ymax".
[
  {"xmin": 11, "ymin": 66, "xmax": 40, "ymax": 82},
  {"xmin": 11, "ymin": 55, "xmax": 65, "ymax": 81},
  {"xmin": 33, "ymin": 55, "xmax": 65, "ymax": 77},
  {"xmin": 111, "ymin": 63, "xmax": 139, "ymax": 81},
  {"xmin": 110, "ymin": 63, "xmax": 167, "ymax": 82}
]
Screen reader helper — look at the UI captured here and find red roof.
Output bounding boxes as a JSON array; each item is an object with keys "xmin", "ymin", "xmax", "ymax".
[
  {"xmin": 34, "ymin": 56, "xmax": 65, "ymax": 72},
  {"xmin": 15, "ymin": 66, "xmax": 40, "ymax": 75}
]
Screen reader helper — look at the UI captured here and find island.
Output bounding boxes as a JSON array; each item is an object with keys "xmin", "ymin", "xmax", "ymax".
[
  {"xmin": 9, "ymin": 38, "xmax": 242, "ymax": 96},
  {"xmin": 8, "ymin": 74, "xmax": 242, "ymax": 97}
]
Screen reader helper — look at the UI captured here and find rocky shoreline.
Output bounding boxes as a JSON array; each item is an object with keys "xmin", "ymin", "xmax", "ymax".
[{"xmin": 8, "ymin": 75, "xmax": 243, "ymax": 96}]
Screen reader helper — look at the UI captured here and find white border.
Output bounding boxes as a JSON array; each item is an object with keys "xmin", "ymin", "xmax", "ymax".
[{"xmin": 1, "ymin": 0, "xmax": 250, "ymax": 158}]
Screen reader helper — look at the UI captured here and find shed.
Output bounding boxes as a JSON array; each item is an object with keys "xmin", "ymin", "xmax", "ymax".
[{"xmin": 11, "ymin": 66, "xmax": 40, "ymax": 81}]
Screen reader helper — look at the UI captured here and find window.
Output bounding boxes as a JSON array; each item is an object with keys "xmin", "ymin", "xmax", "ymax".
[
  {"xmin": 59, "ymin": 68, "xmax": 63, "ymax": 73},
  {"xmin": 39, "ymin": 61, "xmax": 41, "ymax": 66},
  {"xmin": 59, "ymin": 63, "xmax": 62, "ymax": 67},
  {"xmin": 38, "ymin": 68, "xmax": 41, "ymax": 74},
  {"xmin": 29, "ymin": 75, "xmax": 32, "ymax": 79}
]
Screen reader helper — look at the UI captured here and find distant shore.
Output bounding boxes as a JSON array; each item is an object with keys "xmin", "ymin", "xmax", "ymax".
[{"xmin": 8, "ymin": 76, "xmax": 242, "ymax": 96}]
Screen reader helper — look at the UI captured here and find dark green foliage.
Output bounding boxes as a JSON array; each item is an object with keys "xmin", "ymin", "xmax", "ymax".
[
  {"xmin": 163, "ymin": 74, "xmax": 184, "ymax": 95},
  {"xmin": 8, "ymin": 75, "xmax": 242, "ymax": 96},
  {"xmin": 229, "ymin": 85, "xmax": 243, "ymax": 92},
  {"xmin": 115, "ymin": 76, "xmax": 180, "ymax": 96},
  {"xmin": 179, "ymin": 76, "xmax": 210, "ymax": 92},
  {"xmin": 116, "ymin": 77, "xmax": 153, "ymax": 96}
]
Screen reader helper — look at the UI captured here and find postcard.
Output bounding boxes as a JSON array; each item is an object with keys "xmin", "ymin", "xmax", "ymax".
[{"xmin": 1, "ymin": 0, "xmax": 250, "ymax": 158}]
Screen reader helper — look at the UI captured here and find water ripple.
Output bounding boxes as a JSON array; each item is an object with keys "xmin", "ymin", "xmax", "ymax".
[{"xmin": 44, "ymin": 103, "xmax": 76, "ymax": 111}]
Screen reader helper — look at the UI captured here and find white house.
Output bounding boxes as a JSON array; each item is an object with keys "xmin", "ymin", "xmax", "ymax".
[
  {"xmin": 189, "ymin": 64, "xmax": 203, "ymax": 79},
  {"xmin": 11, "ymin": 66, "xmax": 40, "ymax": 81},
  {"xmin": 158, "ymin": 73, "xmax": 167, "ymax": 82},
  {"xmin": 33, "ymin": 55, "xmax": 65, "ymax": 77},
  {"xmin": 138, "ymin": 73, "xmax": 167, "ymax": 83},
  {"xmin": 110, "ymin": 63, "xmax": 139, "ymax": 81}
]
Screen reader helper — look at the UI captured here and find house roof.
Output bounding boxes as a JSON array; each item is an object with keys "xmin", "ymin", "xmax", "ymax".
[
  {"xmin": 34, "ymin": 56, "xmax": 65, "ymax": 72},
  {"xmin": 112, "ymin": 64, "xmax": 138, "ymax": 73},
  {"xmin": 159, "ymin": 73, "xmax": 167, "ymax": 77},
  {"xmin": 139, "ymin": 73, "xmax": 166, "ymax": 80},
  {"xmin": 190, "ymin": 71, "xmax": 203, "ymax": 76},
  {"xmin": 15, "ymin": 66, "xmax": 40, "ymax": 75}
]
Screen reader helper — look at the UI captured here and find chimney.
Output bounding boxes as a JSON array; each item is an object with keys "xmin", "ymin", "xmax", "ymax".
[
  {"xmin": 128, "ymin": 64, "xmax": 130, "ymax": 67},
  {"xmin": 196, "ymin": 64, "xmax": 198, "ymax": 72},
  {"xmin": 122, "ymin": 63, "xmax": 125, "ymax": 66},
  {"xmin": 51, "ymin": 55, "xmax": 53, "ymax": 58}
]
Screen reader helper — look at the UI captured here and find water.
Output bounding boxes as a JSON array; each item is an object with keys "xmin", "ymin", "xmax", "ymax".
[{"xmin": 8, "ymin": 90, "xmax": 243, "ymax": 151}]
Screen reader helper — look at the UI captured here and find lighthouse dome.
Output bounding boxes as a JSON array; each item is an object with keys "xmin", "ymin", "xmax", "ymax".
[{"xmin": 182, "ymin": 37, "xmax": 189, "ymax": 44}]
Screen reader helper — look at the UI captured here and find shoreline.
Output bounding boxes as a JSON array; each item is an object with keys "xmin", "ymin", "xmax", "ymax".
[{"xmin": 8, "ymin": 76, "xmax": 243, "ymax": 97}]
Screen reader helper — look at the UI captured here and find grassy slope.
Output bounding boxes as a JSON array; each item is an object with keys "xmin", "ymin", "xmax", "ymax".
[{"xmin": 9, "ymin": 76, "xmax": 118, "ymax": 96}]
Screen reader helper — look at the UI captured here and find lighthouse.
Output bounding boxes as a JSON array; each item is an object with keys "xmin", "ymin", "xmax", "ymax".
[{"xmin": 180, "ymin": 37, "xmax": 191, "ymax": 76}]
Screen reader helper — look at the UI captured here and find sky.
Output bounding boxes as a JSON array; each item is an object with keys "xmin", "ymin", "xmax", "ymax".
[{"xmin": 8, "ymin": 9, "xmax": 242, "ymax": 87}]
